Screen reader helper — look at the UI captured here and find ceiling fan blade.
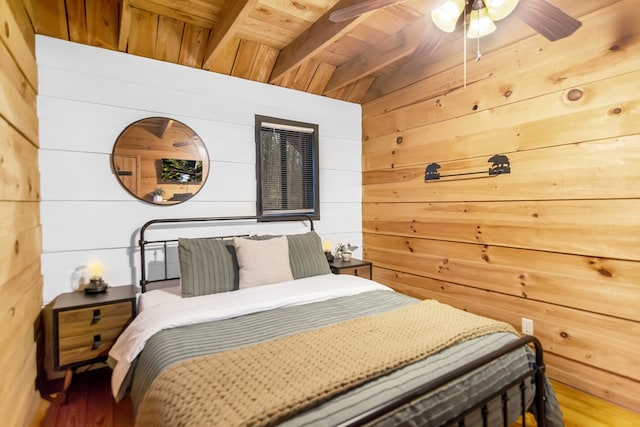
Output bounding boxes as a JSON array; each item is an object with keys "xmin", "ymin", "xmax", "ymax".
[
  {"xmin": 329, "ymin": 0, "xmax": 409, "ymax": 22},
  {"xmin": 514, "ymin": 0, "xmax": 582, "ymax": 41}
]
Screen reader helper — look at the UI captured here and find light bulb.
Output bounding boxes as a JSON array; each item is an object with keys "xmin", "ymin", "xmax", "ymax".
[
  {"xmin": 486, "ymin": 0, "xmax": 519, "ymax": 21},
  {"xmin": 431, "ymin": 0, "xmax": 465, "ymax": 33},
  {"xmin": 88, "ymin": 261, "xmax": 103, "ymax": 279},
  {"xmin": 467, "ymin": 8, "xmax": 497, "ymax": 38}
]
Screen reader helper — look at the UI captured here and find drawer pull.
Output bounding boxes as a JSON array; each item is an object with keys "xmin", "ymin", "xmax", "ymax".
[
  {"xmin": 92, "ymin": 334, "xmax": 102, "ymax": 351},
  {"xmin": 354, "ymin": 269, "xmax": 359, "ymax": 277},
  {"xmin": 91, "ymin": 309, "xmax": 101, "ymax": 325}
]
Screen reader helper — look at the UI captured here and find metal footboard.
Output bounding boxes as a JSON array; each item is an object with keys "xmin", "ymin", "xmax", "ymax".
[{"xmin": 340, "ymin": 335, "xmax": 546, "ymax": 427}]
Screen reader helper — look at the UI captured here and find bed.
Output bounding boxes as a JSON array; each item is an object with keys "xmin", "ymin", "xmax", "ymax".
[{"xmin": 107, "ymin": 215, "xmax": 564, "ymax": 427}]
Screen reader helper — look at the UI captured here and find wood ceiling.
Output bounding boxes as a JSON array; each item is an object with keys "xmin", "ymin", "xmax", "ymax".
[{"xmin": 31, "ymin": 0, "xmax": 620, "ymax": 104}]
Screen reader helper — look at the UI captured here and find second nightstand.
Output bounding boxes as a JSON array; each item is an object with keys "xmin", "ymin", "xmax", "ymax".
[
  {"xmin": 329, "ymin": 258, "xmax": 372, "ymax": 280},
  {"xmin": 52, "ymin": 285, "xmax": 136, "ymax": 376}
]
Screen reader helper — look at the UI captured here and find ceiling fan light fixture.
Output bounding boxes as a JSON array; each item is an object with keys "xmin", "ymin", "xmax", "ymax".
[
  {"xmin": 467, "ymin": 6, "xmax": 496, "ymax": 38},
  {"xmin": 431, "ymin": 0, "xmax": 465, "ymax": 33},
  {"xmin": 485, "ymin": 0, "xmax": 520, "ymax": 21}
]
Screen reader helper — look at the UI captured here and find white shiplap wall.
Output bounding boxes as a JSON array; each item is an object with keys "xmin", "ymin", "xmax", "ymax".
[{"xmin": 37, "ymin": 36, "xmax": 363, "ymax": 304}]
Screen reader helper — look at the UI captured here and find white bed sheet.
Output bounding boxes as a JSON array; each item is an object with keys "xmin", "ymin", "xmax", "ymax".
[{"xmin": 109, "ymin": 274, "xmax": 391, "ymax": 397}]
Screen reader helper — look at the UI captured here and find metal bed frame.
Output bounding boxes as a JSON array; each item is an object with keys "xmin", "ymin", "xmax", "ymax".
[
  {"xmin": 138, "ymin": 215, "xmax": 315, "ymax": 293},
  {"xmin": 342, "ymin": 335, "xmax": 547, "ymax": 427},
  {"xmin": 136, "ymin": 215, "xmax": 547, "ymax": 427}
]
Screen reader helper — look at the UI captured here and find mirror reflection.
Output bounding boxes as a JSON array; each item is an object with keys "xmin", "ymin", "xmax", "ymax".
[{"xmin": 112, "ymin": 117, "xmax": 209, "ymax": 205}]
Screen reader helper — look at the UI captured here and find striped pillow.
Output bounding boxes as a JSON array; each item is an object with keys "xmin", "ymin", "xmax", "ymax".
[
  {"xmin": 287, "ymin": 231, "xmax": 331, "ymax": 279},
  {"xmin": 178, "ymin": 238, "xmax": 238, "ymax": 297}
]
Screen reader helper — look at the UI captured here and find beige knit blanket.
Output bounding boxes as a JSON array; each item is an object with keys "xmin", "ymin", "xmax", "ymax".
[{"xmin": 135, "ymin": 300, "xmax": 516, "ymax": 427}]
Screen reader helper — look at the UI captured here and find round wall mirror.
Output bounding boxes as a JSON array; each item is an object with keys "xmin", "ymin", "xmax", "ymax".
[{"xmin": 112, "ymin": 117, "xmax": 209, "ymax": 205}]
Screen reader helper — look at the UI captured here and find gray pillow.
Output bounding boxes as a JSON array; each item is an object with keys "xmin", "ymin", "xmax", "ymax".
[
  {"xmin": 287, "ymin": 231, "xmax": 331, "ymax": 279},
  {"xmin": 178, "ymin": 238, "xmax": 238, "ymax": 297}
]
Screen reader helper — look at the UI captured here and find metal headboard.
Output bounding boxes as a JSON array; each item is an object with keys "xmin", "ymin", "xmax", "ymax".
[{"xmin": 138, "ymin": 215, "xmax": 315, "ymax": 292}]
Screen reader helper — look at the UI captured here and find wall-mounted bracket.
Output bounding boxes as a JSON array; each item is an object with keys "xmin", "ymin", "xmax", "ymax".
[{"xmin": 425, "ymin": 154, "xmax": 511, "ymax": 182}]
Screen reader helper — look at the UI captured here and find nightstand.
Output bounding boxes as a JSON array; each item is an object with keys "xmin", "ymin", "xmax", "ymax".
[
  {"xmin": 329, "ymin": 258, "xmax": 372, "ymax": 280},
  {"xmin": 51, "ymin": 285, "xmax": 136, "ymax": 395}
]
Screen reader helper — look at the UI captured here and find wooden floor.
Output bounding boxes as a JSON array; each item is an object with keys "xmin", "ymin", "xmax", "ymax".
[
  {"xmin": 33, "ymin": 368, "xmax": 640, "ymax": 427},
  {"xmin": 34, "ymin": 368, "xmax": 133, "ymax": 427}
]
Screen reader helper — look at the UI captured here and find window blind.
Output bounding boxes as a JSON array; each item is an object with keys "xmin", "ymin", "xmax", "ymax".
[{"xmin": 256, "ymin": 116, "xmax": 319, "ymax": 219}]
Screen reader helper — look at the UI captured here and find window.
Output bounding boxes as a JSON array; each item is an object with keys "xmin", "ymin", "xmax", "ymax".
[{"xmin": 255, "ymin": 115, "xmax": 319, "ymax": 220}]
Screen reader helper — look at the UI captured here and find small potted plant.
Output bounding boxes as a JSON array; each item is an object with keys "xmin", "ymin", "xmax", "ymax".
[
  {"xmin": 151, "ymin": 188, "xmax": 165, "ymax": 202},
  {"xmin": 336, "ymin": 243, "xmax": 358, "ymax": 261}
]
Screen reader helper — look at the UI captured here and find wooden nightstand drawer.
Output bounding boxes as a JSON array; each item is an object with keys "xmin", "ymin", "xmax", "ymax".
[
  {"xmin": 58, "ymin": 327, "xmax": 125, "ymax": 366},
  {"xmin": 336, "ymin": 265, "xmax": 371, "ymax": 278},
  {"xmin": 58, "ymin": 302, "xmax": 133, "ymax": 338},
  {"xmin": 329, "ymin": 258, "xmax": 373, "ymax": 280}
]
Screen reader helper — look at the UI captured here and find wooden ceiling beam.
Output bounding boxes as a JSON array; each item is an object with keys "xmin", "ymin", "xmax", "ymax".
[
  {"xmin": 324, "ymin": 15, "xmax": 432, "ymax": 95},
  {"xmin": 202, "ymin": 0, "xmax": 259, "ymax": 71},
  {"xmin": 269, "ymin": 0, "xmax": 370, "ymax": 84},
  {"xmin": 208, "ymin": 37, "xmax": 241, "ymax": 74}
]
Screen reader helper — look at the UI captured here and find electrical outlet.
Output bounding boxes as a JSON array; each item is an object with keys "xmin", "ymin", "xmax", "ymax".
[{"xmin": 521, "ymin": 317, "xmax": 534, "ymax": 335}]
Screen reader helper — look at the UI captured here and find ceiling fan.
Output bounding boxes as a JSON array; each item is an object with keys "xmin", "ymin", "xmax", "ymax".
[{"xmin": 329, "ymin": 0, "xmax": 582, "ymax": 42}]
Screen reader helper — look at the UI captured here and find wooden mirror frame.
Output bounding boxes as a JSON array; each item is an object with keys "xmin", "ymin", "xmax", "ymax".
[{"xmin": 111, "ymin": 117, "xmax": 209, "ymax": 205}]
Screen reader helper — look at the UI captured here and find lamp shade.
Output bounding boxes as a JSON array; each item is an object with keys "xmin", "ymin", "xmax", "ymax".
[
  {"xmin": 485, "ymin": 0, "xmax": 520, "ymax": 21},
  {"xmin": 467, "ymin": 7, "xmax": 497, "ymax": 38},
  {"xmin": 431, "ymin": 0, "xmax": 465, "ymax": 33},
  {"xmin": 88, "ymin": 261, "xmax": 103, "ymax": 279}
]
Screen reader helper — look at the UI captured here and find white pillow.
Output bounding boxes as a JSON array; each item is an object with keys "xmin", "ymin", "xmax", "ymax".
[{"xmin": 233, "ymin": 235, "xmax": 294, "ymax": 288}]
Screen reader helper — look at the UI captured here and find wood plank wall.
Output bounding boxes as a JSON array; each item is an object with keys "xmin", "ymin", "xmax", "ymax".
[
  {"xmin": 362, "ymin": 0, "xmax": 639, "ymax": 414},
  {"xmin": 0, "ymin": 0, "xmax": 42, "ymax": 425}
]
